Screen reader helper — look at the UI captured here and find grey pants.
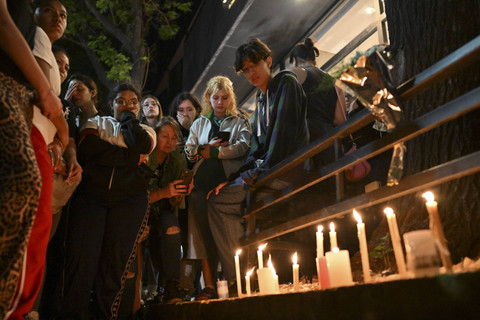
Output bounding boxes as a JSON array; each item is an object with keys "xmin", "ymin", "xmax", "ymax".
[{"xmin": 206, "ymin": 177, "xmax": 246, "ymax": 283}]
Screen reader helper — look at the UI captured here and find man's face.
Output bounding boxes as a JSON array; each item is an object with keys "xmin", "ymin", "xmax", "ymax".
[{"xmin": 241, "ymin": 56, "xmax": 272, "ymax": 93}]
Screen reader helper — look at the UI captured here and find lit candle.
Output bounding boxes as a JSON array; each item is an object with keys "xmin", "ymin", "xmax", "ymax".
[
  {"xmin": 316, "ymin": 225, "xmax": 324, "ymax": 258},
  {"xmin": 325, "ymin": 247, "xmax": 353, "ymax": 287},
  {"xmin": 235, "ymin": 249, "xmax": 242, "ymax": 297},
  {"xmin": 329, "ymin": 222, "xmax": 338, "ymax": 249},
  {"xmin": 384, "ymin": 207, "xmax": 407, "ymax": 275},
  {"xmin": 245, "ymin": 267, "xmax": 255, "ymax": 296},
  {"xmin": 257, "ymin": 243, "xmax": 267, "ymax": 269},
  {"xmin": 292, "ymin": 252, "xmax": 300, "ymax": 291},
  {"xmin": 268, "ymin": 255, "xmax": 280, "ymax": 293},
  {"xmin": 422, "ymin": 192, "xmax": 453, "ymax": 270},
  {"xmin": 257, "ymin": 254, "xmax": 276, "ymax": 295},
  {"xmin": 353, "ymin": 210, "xmax": 371, "ymax": 283}
]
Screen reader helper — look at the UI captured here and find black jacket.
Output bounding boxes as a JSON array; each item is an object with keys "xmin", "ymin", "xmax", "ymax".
[{"xmin": 76, "ymin": 111, "xmax": 155, "ymax": 198}]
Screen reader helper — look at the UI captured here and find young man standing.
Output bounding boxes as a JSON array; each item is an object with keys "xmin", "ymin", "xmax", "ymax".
[{"xmin": 206, "ymin": 37, "xmax": 309, "ymax": 293}]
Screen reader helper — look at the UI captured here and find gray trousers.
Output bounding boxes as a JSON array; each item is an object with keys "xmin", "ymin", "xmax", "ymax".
[
  {"xmin": 207, "ymin": 177, "xmax": 290, "ymax": 283},
  {"xmin": 207, "ymin": 177, "xmax": 246, "ymax": 283}
]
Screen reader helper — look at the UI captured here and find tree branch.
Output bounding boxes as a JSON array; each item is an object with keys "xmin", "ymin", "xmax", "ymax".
[
  {"xmin": 75, "ymin": 34, "xmax": 115, "ymax": 91},
  {"xmin": 82, "ymin": 0, "xmax": 132, "ymax": 53}
]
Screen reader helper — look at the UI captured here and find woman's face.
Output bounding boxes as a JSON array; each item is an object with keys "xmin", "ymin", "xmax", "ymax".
[
  {"xmin": 34, "ymin": 0, "xmax": 67, "ymax": 43},
  {"xmin": 142, "ymin": 97, "xmax": 160, "ymax": 118},
  {"xmin": 112, "ymin": 90, "xmax": 140, "ymax": 120},
  {"xmin": 209, "ymin": 89, "xmax": 230, "ymax": 117},
  {"xmin": 54, "ymin": 51, "xmax": 69, "ymax": 83},
  {"xmin": 156, "ymin": 124, "xmax": 177, "ymax": 155},
  {"xmin": 69, "ymin": 80, "xmax": 94, "ymax": 109},
  {"xmin": 177, "ymin": 99, "xmax": 198, "ymax": 121}
]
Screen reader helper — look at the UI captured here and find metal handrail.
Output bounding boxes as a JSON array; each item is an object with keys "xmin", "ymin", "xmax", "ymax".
[{"xmin": 247, "ymin": 35, "xmax": 480, "ymax": 198}]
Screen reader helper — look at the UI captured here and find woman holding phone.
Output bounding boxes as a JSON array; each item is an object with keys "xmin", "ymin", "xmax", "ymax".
[
  {"xmin": 145, "ymin": 116, "xmax": 193, "ymax": 304},
  {"xmin": 184, "ymin": 76, "xmax": 251, "ymax": 299}
]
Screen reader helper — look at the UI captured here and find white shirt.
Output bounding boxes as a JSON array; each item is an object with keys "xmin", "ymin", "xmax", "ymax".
[{"xmin": 32, "ymin": 27, "xmax": 60, "ymax": 145}]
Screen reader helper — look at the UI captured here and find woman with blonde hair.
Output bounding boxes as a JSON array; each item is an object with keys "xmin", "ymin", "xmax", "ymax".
[{"xmin": 185, "ymin": 76, "xmax": 251, "ymax": 299}]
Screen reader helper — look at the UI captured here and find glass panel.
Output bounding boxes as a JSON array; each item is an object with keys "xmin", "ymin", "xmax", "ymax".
[
  {"xmin": 327, "ymin": 31, "xmax": 379, "ymax": 76},
  {"xmin": 310, "ymin": 0, "xmax": 380, "ymax": 63}
]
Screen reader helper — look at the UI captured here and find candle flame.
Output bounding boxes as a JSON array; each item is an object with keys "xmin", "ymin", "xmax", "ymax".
[
  {"xmin": 246, "ymin": 266, "xmax": 255, "ymax": 277},
  {"xmin": 292, "ymin": 252, "xmax": 298, "ymax": 265},
  {"xmin": 235, "ymin": 249, "xmax": 242, "ymax": 256},
  {"xmin": 267, "ymin": 254, "xmax": 276, "ymax": 275},
  {"xmin": 333, "ymin": 247, "xmax": 340, "ymax": 253},
  {"xmin": 422, "ymin": 191, "xmax": 435, "ymax": 203},
  {"xmin": 258, "ymin": 243, "xmax": 267, "ymax": 251},
  {"xmin": 318, "ymin": 225, "xmax": 323, "ymax": 233},
  {"xmin": 384, "ymin": 207, "xmax": 394, "ymax": 216},
  {"xmin": 353, "ymin": 209, "xmax": 362, "ymax": 223},
  {"xmin": 329, "ymin": 222, "xmax": 335, "ymax": 232}
]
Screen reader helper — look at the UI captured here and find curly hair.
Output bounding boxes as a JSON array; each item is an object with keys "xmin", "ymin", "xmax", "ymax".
[{"xmin": 201, "ymin": 76, "xmax": 237, "ymax": 117}]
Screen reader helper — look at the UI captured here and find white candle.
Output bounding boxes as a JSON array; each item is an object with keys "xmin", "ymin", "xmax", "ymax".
[
  {"xmin": 325, "ymin": 247, "xmax": 353, "ymax": 287},
  {"xmin": 235, "ymin": 249, "xmax": 242, "ymax": 297},
  {"xmin": 384, "ymin": 207, "xmax": 407, "ymax": 275},
  {"xmin": 292, "ymin": 252, "xmax": 300, "ymax": 291},
  {"xmin": 268, "ymin": 255, "xmax": 279, "ymax": 293},
  {"xmin": 316, "ymin": 225, "xmax": 324, "ymax": 258},
  {"xmin": 422, "ymin": 192, "xmax": 453, "ymax": 270},
  {"xmin": 257, "ymin": 268, "xmax": 275, "ymax": 294},
  {"xmin": 245, "ymin": 267, "xmax": 255, "ymax": 296},
  {"xmin": 257, "ymin": 243, "xmax": 267, "ymax": 269},
  {"xmin": 329, "ymin": 222, "xmax": 338, "ymax": 249},
  {"xmin": 353, "ymin": 210, "xmax": 371, "ymax": 283}
]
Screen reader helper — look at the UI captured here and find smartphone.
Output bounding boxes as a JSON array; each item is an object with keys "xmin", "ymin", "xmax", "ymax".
[
  {"xmin": 217, "ymin": 131, "xmax": 231, "ymax": 142},
  {"xmin": 179, "ymin": 169, "xmax": 194, "ymax": 186}
]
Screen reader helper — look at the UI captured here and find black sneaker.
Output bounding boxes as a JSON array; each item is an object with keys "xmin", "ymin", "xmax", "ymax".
[{"xmin": 164, "ymin": 280, "xmax": 182, "ymax": 304}]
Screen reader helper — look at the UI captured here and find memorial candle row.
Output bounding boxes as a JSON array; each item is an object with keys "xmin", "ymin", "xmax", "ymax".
[{"xmin": 232, "ymin": 191, "xmax": 447, "ymax": 296}]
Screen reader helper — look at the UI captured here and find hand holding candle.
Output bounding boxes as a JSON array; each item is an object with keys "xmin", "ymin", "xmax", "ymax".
[
  {"xmin": 292, "ymin": 252, "xmax": 300, "ymax": 291},
  {"xmin": 384, "ymin": 207, "xmax": 407, "ymax": 275},
  {"xmin": 353, "ymin": 210, "xmax": 371, "ymax": 283},
  {"xmin": 329, "ymin": 222, "xmax": 338, "ymax": 249},
  {"xmin": 234, "ymin": 249, "xmax": 243, "ymax": 297},
  {"xmin": 422, "ymin": 191, "xmax": 453, "ymax": 270}
]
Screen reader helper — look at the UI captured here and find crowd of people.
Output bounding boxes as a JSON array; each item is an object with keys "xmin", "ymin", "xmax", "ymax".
[{"xmin": 1, "ymin": 1, "xmax": 388, "ymax": 319}]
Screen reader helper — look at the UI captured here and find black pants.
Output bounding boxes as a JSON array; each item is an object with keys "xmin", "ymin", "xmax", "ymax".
[{"xmin": 57, "ymin": 190, "xmax": 148, "ymax": 320}]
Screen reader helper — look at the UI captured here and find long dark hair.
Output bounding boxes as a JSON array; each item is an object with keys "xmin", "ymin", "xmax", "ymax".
[
  {"xmin": 168, "ymin": 92, "xmax": 202, "ymax": 118},
  {"xmin": 139, "ymin": 94, "xmax": 163, "ymax": 124},
  {"xmin": 68, "ymin": 73, "xmax": 98, "ymax": 104},
  {"xmin": 289, "ymin": 38, "xmax": 319, "ymax": 66}
]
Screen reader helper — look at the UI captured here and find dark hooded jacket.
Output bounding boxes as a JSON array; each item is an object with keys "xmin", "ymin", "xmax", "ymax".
[{"xmin": 233, "ymin": 70, "xmax": 309, "ymax": 184}]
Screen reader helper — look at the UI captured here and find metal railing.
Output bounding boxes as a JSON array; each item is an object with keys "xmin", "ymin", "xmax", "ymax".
[{"xmin": 239, "ymin": 35, "xmax": 480, "ymax": 249}]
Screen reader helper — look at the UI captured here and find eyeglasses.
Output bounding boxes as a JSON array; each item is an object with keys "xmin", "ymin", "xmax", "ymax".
[
  {"xmin": 115, "ymin": 98, "xmax": 139, "ymax": 106},
  {"xmin": 241, "ymin": 61, "xmax": 262, "ymax": 75},
  {"xmin": 241, "ymin": 56, "xmax": 269, "ymax": 74}
]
